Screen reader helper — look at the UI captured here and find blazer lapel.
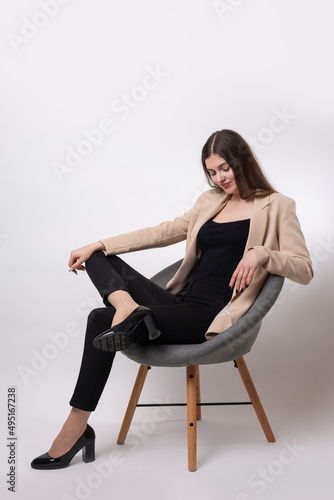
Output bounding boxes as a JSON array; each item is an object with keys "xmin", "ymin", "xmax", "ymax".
[
  {"xmin": 191, "ymin": 193, "xmax": 231, "ymax": 236},
  {"xmin": 229, "ymin": 194, "xmax": 270, "ymax": 303},
  {"xmin": 244, "ymin": 194, "xmax": 270, "ymax": 254},
  {"xmin": 185, "ymin": 193, "xmax": 230, "ymax": 267},
  {"xmin": 190, "ymin": 193, "xmax": 270, "ymax": 258}
]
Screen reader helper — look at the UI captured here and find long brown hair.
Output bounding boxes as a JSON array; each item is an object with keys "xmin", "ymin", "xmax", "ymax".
[{"xmin": 201, "ymin": 129, "xmax": 277, "ymax": 199}]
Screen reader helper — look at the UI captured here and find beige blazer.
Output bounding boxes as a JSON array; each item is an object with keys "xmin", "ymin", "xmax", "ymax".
[{"xmin": 100, "ymin": 190, "xmax": 313, "ymax": 339}]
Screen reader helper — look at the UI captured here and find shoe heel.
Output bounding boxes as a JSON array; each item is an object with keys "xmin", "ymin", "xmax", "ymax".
[
  {"xmin": 143, "ymin": 314, "xmax": 161, "ymax": 340},
  {"xmin": 82, "ymin": 439, "xmax": 95, "ymax": 463}
]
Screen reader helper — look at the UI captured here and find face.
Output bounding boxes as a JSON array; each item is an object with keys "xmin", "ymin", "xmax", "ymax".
[{"xmin": 205, "ymin": 154, "xmax": 239, "ymax": 196}]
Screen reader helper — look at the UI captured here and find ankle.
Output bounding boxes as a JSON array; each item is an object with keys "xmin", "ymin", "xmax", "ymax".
[
  {"xmin": 117, "ymin": 301, "xmax": 139, "ymax": 312},
  {"xmin": 107, "ymin": 290, "xmax": 138, "ymax": 310},
  {"xmin": 60, "ymin": 409, "xmax": 90, "ymax": 437},
  {"xmin": 48, "ymin": 410, "xmax": 91, "ymax": 458}
]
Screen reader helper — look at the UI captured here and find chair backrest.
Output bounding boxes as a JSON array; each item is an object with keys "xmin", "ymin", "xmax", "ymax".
[{"xmin": 150, "ymin": 259, "xmax": 183, "ymax": 288}]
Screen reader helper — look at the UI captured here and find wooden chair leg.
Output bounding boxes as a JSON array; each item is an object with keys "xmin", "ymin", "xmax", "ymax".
[
  {"xmin": 235, "ymin": 356, "xmax": 275, "ymax": 442},
  {"xmin": 117, "ymin": 364, "xmax": 150, "ymax": 445},
  {"xmin": 194, "ymin": 365, "xmax": 201, "ymax": 421},
  {"xmin": 187, "ymin": 365, "xmax": 198, "ymax": 471}
]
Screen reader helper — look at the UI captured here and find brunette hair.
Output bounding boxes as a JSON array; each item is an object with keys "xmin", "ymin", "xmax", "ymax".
[{"xmin": 201, "ymin": 129, "xmax": 277, "ymax": 199}]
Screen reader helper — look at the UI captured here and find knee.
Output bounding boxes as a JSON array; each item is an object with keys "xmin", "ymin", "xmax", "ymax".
[
  {"xmin": 87, "ymin": 307, "xmax": 109, "ymax": 323},
  {"xmin": 85, "ymin": 250, "xmax": 104, "ymax": 270},
  {"xmin": 87, "ymin": 307, "xmax": 115, "ymax": 329}
]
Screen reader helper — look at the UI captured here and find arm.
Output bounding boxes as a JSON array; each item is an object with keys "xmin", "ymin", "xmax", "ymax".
[
  {"xmin": 68, "ymin": 241, "xmax": 106, "ymax": 274},
  {"xmin": 230, "ymin": 197, "xmax": 313, "ymax": 291},
  {"xmin": 252, "ymin": 198, "xmax": 313, "ymax": 284},
  {"xmin": 68, "ymin": 208, "xmax": 192, "ymax": 273},
  {"xmin": 99, "ymin": 210, "xmax": 192, "ymax": 256}
]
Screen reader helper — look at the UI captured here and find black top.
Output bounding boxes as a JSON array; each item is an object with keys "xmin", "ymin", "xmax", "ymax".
[{"xmin": 191, "ymin": 218, "xmax": 250, "ymax": 292}]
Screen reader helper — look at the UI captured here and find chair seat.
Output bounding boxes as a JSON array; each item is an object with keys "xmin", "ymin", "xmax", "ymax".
[
  {"xmin": 122, "ymin": 274, "xmax": 284, "ymax": 367},
  {"xmin": 118, "ymin": 267, "xmax": 284, "ymax": 471}
]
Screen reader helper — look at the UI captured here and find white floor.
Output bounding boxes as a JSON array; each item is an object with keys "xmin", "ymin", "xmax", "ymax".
[
  {"xmin": 6, "ymin": 412, "xmax": 334, "ymax": 500},
  {"xmin": 2, "ymin": 364, "xmax": 333, "ymax": 500}
]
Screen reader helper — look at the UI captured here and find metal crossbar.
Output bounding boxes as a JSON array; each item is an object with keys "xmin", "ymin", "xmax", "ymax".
[{"xmin": 136, "ymin": 401, "xmax": 252, "ymax": 407}]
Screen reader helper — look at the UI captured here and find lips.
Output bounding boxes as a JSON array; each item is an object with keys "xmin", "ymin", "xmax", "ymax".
[{"xmin": 222, "ymin": 182, "xmax": 231, "ymax": 188}]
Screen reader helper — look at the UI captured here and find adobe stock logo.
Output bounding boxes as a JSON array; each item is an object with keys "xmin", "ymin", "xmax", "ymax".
[
  {"xmin": 8, "ymin": 0, "xmax": 72, "ymax": 53},
  {"xmin": 17, "ymin": 321, "xmax": 81, "ymax": 385},
  {"xmin": 235, "ymin": 439, "xmax": 306, "ymax": 499},
  {"xmin": 247, "ymin": 107, "xmax": 296, "ymax": 153},
  {"xmin": 51, "ymin": 65, "xmax": 169, "ymax": 182},
  {"xmin": 213, "ymin": 0, "xmax": 245, "ymax": 20}
]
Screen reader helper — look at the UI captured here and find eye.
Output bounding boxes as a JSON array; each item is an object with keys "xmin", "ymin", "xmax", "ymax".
[
  {"xmin": 222, "ymin": 164, "xmax": 230, "ymax": 172},
  {"xmin": 208, "ymin": 170, "xmax": 215, "ymax": 177}
]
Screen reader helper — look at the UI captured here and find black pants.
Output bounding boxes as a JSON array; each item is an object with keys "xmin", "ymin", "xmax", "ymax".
[{"xmin": 69, "ymin": 252, "xmax": 231, "ymax": 411}]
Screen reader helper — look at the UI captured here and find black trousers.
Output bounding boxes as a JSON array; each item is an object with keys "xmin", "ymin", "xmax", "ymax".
[{"xmin": 69, "ymin": 252, "xmax": 231, "ymax": 411}]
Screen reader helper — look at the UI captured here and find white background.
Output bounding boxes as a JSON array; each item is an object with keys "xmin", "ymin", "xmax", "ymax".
[{"xmin": 1, "ymin": 1, "xmax": 333, "ymax": 499}]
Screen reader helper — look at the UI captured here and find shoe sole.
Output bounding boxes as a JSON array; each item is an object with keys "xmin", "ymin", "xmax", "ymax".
[
  {"xmin": 93, "ymin": 331, "xmax": 134, "ymax": 352},
  {"xmin": 92, "ymin": 309, "xmax": 162, "ymax": 352}
]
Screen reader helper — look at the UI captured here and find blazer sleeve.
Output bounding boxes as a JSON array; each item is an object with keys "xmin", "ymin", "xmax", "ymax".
[
  {"xmin": 252, "ymin": 198, "xmax": 313, "ymax": 285},
  {"xmin": 99, "ymin": 209, "xmax": 192, "ymax": 256}
]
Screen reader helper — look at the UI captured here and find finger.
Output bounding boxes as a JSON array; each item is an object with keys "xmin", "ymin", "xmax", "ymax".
[
  {"xmin": 71, "ymin": 256, "xmax": 82, "ymax": 268},
  {"xmin": 240, "ymin": 269, "xmax": 250, "ymax": 291},
  {"xmin": 235, "ymin": 267, "xmax": 251, "ymax": 293},
  {"xmin": 229, "ymin": 274, "xmax": 236, "ymax": 289},
  {"xmin": 238, "ymin": 277, "xmax": 246, "ymax": 292},
  {"xmin": 69, "ymin": 266, "xmax": 85, "ymax": 272},
  {"xmin": 69, "ymin": 257, "xmax": 86, "ymax": 272},
  {"xmin": 230, "ymin": 262, "xmax": 256, "ymax": 292},
  {"xmin": 68, "ymin": 250, "xmax": 82, "ymax": 268},
  {"xmin": 229, "ymin": 267, "xmax": 239, "ymax": 289},
  {"xmin": 68, "ymin": 255, "xmax": 76, "ymax": 268},
  {"xmin": 246, "ymin": 269, "xmax": 254, "ymax": 286},
  {"xmin": 231, "ymin": 270, "xmax": 244, "ymax": 291},
  {"xmin": 235, "ymin": 271, "xmax": 243, "ymax": 293},
  {"xmin": 238, "ymin": 267, "xmax": 257, "ymax": 290}
]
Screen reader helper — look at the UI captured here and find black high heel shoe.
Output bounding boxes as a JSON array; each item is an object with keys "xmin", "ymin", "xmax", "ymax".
[
  {"xmin": 93, "ymin": 305, "xmax": 161, "ymax": 352},
  {"xmin": 31, "ymin": 424, "xmax": 95, "ymax": 470}
]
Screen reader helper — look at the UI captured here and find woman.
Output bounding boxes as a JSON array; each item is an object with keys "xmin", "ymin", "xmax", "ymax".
[{"xmin": 31, "ymin": 129, "xmax": 313, "ymax": 469}]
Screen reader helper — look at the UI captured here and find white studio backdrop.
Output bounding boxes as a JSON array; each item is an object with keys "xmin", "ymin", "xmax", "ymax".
[{"xmin": 0, "ymin": 1, "xmax": 333, "ymax": 499}]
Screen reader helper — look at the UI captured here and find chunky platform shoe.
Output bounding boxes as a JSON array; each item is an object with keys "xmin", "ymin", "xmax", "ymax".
[
  {"xmin": 31, "ymin": 424, "xmax": 95, "ymax": 470},
  {"xmin": 93, "ymin": 305, "xmax": 161, "ymax": 352}
]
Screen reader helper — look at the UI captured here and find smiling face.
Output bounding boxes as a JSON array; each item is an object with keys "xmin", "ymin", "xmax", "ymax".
[{"xmin": 205, "ymin": 154, "xmax": 240, "ymax": 197}]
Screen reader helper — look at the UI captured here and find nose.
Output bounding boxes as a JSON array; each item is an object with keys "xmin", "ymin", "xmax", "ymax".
[{"xmin": 216, "ymin": 170, "xmax": 226, "ymax": 183}]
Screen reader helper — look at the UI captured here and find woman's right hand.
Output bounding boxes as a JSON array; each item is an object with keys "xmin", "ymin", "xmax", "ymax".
[{"xmin": 68, "ymin": 241, "xmax": 105, "ymax": 274}]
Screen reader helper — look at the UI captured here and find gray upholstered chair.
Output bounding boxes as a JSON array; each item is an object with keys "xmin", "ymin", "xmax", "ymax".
[{"xmin": 117, "ymin": 260, "xmax": 284, "ymax": 471}]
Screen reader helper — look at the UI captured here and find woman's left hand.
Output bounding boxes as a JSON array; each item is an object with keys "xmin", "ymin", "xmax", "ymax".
[{"xmin": 229, "ymin": 249, "xmax": 259, "ymax": 292}]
